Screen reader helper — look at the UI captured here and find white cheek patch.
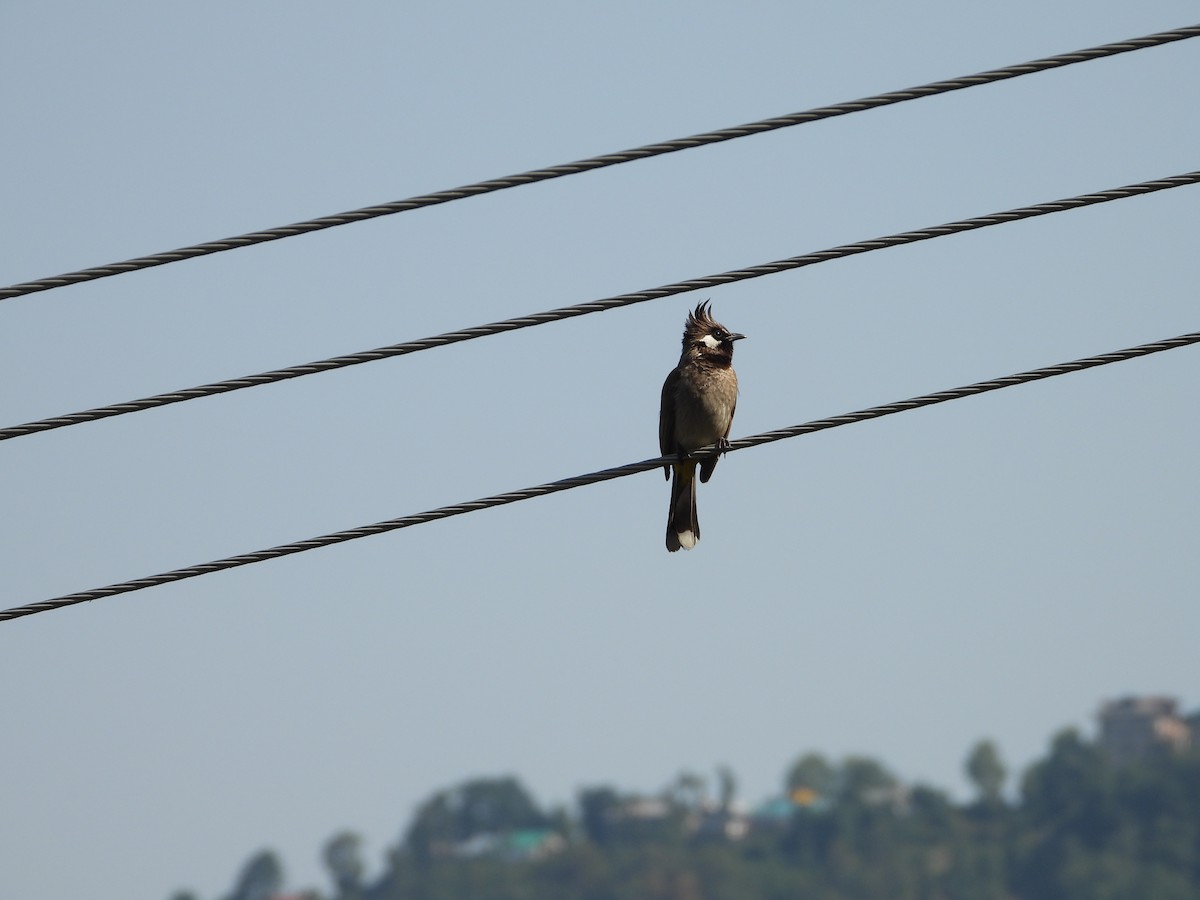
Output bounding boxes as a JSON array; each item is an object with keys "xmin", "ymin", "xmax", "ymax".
[{"xmin": 700, "ymin": 334, "xmax": 722, "ymax": 349}]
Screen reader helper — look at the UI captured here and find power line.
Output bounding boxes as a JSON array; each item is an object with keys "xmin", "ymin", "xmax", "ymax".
[
  {"xmin": 2, "ymin": 24, "xmax": 1197, "ymax": 303},
  {"xmin": 3, "ymin": 327, "xmax": 1196, "ymax": 623},
  {"xmin": 2, "ymin": 169, "xmax": 1197, "ymax": 444}
]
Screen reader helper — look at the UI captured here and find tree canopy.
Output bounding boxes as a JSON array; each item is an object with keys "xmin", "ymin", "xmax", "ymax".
[{"xmin": 181, "ymin": 727, "xmax": 1200, "ymax": 900}]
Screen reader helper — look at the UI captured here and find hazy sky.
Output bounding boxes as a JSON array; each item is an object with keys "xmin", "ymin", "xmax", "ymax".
[{"xmin": 2, "ymin": 3, "xmax": 1198, "ymax": 899}]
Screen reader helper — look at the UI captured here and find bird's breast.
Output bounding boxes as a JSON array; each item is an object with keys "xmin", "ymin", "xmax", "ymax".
[{"xmin": 672, "ymin": 367, "xmax": 738, "ymax": 449}]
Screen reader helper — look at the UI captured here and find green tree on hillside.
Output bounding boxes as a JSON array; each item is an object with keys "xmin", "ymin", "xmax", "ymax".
[
  {"xmin": 405, "ymin": 775, "xmax": 549, "ymax": 860},
  {"xmin": 966, "ymin": 739, "xmax": 1008, "ymax": 807},
  {"xmin": 222, "ymin": 850, "xmax": 282, "ymax": 900},
  {"xmin": 323, "ymin": 831, "xmax": 364, "ymax": 899},
  {"xmin": 785, "ymin": 752, "xmax": 837, "ymax": 802}
]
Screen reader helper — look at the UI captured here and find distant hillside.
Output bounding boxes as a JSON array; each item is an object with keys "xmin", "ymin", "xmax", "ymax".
[{"xmin": 177, "ymin": 703, "xmax": 1200, "ymax": 900}]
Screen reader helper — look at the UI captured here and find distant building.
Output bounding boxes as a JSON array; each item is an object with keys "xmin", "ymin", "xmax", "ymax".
[
  {"xmin": 1188, "ymin": 710, "xmax": 1200, "ymax": 743},
  {"xmin": 860, "ymin": 783, "xmax": 911, "ymax": 814},
  {"xmin": 616, "ymin": 797, "xmax": 672, "ymax": 821},
  {"xmin": 750, "ymin": 790, "xmax": 835, "ymax": 831},
  {"xmin": 451, "ymin": 829, "xmax": 565, "ymax": 861},
  {"xmin": 599, "ymin": 795, "xmax": 681, "ymax": 843},
  {"xmin": 502, "ymin": 829, "xmax": 566, "ymax": 861},
  {"xmin": 751, "ymin": 796, "xmax": 800, "ymax": 829},
  {"xmin": 689, "ymin": 802, "xmax": 750, "ymax": 842},
  {"xmin": 1097, "ymin": 695, "xmax": 1191, "ymax": 765}
]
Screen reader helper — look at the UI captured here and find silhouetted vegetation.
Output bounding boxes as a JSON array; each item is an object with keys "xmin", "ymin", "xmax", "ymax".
[{"xmin": 189, "ymin": 725, "xmax": 1200, "ymax": 900}]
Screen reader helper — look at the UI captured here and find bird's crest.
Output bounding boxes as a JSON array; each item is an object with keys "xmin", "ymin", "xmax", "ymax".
[{"xmin": 682, "ymin": 300, "xmax": 719, "ymax": 348}]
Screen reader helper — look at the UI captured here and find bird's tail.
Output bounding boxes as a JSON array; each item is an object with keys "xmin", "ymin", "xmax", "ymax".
[{"xmin": 666, "ymin": 462, "xmax": 699, "ymax": 552}]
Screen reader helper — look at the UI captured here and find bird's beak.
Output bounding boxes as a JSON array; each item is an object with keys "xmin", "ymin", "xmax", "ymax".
[{"xmin": 728, "ymin": 332, "xmax": 747, "ymax": 342}]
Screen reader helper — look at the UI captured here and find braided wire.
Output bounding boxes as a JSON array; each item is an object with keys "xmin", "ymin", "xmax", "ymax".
[
  {"xmin": 2, "ymin": 23, "xmax": 1198, "ymax": 302},
  {"xmin": 3, "ymin": 327, "xmax": 1197, "ymax": 623},
  {"xmin": 3, "ymin": 170, "xmax": 1197, "ymax": 443}
]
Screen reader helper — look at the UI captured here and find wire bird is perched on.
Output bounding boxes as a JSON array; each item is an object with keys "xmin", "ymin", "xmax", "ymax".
[{"xmin": 658, "ymin": 302, "xmax": 745, "ymax": 552}]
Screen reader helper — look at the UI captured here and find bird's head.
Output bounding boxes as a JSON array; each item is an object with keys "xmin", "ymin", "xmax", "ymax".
[{"xmin": 682, "ymin": 300, "xmax": 745, "ymax": 361}]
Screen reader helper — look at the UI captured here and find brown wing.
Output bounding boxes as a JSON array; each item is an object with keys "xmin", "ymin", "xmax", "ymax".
[{"xmin": 658, "ymin": 367, "xmax": 679, "ymax": 480}]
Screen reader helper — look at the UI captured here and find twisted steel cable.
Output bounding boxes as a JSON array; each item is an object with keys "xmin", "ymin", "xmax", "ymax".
[
  {"xmin": 3, "ymin": 327, "xmax": 1197, "ymax": 623},
  {"xmin": 2, "ymin": 23, "xmax": 1198, "ymax": 303},
  {"xmin": 2, "ymin": 169, "xmax": 1197, "ymax": 443}
]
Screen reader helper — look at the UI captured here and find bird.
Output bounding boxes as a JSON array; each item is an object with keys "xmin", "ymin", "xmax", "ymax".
[{"xmin": 658, "ymin": 301, "xmax": 745, "ymax": 552}]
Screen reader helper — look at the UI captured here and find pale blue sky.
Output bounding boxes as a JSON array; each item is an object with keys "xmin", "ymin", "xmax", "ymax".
[{"xmin": 2, "ymin": 3, "xmax": 1198, "ymax": 899}]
